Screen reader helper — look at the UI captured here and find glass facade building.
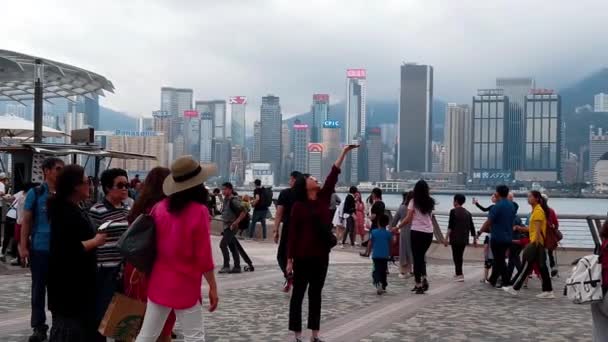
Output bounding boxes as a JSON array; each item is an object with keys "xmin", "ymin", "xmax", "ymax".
[
  {"xmin": 523, "ymin": 93, "xmax": 561, "ymax": 171},
  {"xmin": 311, "ymin": 94, "xmax": 329, "ymax": 143},
  {"xmin": 471, "ymin": 90, "xmax": 509, "ymax": 181}
]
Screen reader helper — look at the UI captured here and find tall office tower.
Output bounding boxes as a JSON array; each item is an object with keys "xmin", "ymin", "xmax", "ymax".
[
  {"xmin": 443, "ymin": 104, "xmax": 472, "ymax": 174},
  {"xmin": 307, "ymin": 143, "xmax": 324, "ymax": 180},
  {"xmin": 322, "ymin": 121, "xmax": 342, "ymax": 181},
  {"xmin": 160, "ymin": 87, "xmax": 193, "ymax": 141},
  {"xmin": 260, "ymin": 95, "xmax": 282, "ymax": 184},
  {"xmin": 153, "ymin": 110, "xmax": 172, "ymax": 139},
  {"xmin": 496, "ymin": 78, "xmax": 534, "ymax": 171},
  {"xmin": 137, "ymin": 117, "xmax": 154, "ymax": 131},
  {"xmin": 213, "ymin": 139, "xmax": 232, "ymax": 182},
  {"xmin": 311, "ymin": 94, "xmax": 330, "ymax": 142},
  {"xmin": 519, "ymin": 90, "xmax": 562, "ymax": 182},
  {"xmin": 99, "ymin": 130, "xmax": 167, "ymax": 171},
  {"xmin": 589, "ymin": 127, "xmax": 608, "ymax": 184},
  {"xmin": 183, "ymin": 110, "xmax": 200, "ymax": 157},
  {"xmin": 471, "ymin": 89, "xmax": 510, "ymax": 184},
  {"xmin": 196, "ymin": 101, "xmax": 214, "ymax": 162},
  {"xmin": 211, "ymin": 100, "xmax": 227, "ymax": 140},
  {"xmin": 397, "ymin": 63, "xmax": 433, "ymax": 172},
  {"xmin": 345, "ymin": 69, "xmax": 366, "ymax": 184},
  {"xmin": 366, "ymin": 127, "xmax": 384, "ymax": 182},
  {"xmin": 253, "ymin": 121, "xmax": 262, "ymax": 161},
  {"xmin": 293, "ymin": 121, "xmax": 310, "ymax": 173},
  {"xmin": 230, "ymin": 96, "xmax": 247, "ymax": 147},
  {"xmin": 378, "ymin": 123, "xmax": 397, "ymax": 149},
  {"xmin": 595, "ymin": 93, "xmax": 608, "ymax": 112},
  {"xmin": 230, "ymin": 145, "xmax": 246, "ymax": 185},
  {"xmin": 431, "ymin": 143, "xmax": 445, "ymax": 173},
  {"xmin": 281, "ymin": 122, "xmax": 291, "ymax": 160}
]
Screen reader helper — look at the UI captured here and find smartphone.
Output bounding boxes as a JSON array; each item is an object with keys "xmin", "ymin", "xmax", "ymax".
[
  {"xmin": 97, "ymin": 221, "xmax": 112, "ymax": 232},
  {"xmin": 347, "ymin": 144, "xmax": 360, "ymax": 148}
]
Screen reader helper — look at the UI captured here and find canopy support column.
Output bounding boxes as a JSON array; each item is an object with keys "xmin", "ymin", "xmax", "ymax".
[{"xmin": 34, "ymin": 59, "xmax": 44, "ymax": 143}]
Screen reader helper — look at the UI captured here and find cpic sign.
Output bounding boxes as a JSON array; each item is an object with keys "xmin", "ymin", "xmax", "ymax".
[{"xmin": 323, "ymin": 120, "xmax": 340, "ymax": 128}]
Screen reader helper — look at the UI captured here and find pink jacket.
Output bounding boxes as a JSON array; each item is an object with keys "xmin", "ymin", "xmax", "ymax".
[{"xmin": 147, "ymin": 199, "xmax": 214, "ymax": 309}]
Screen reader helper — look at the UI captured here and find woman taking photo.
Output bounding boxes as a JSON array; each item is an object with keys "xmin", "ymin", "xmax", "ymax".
[
  {"xmin": 396, "ymin": 180, "xmax": 435, "ymax": 294},
  {"xmin": 123, "ymin": 167, "xmax": 175, "ymax": 342},
  {"xmin": 136, "ymin": 157, "xmax": 218, "ymax": 342},
  {"xmin": 47, "ymin": 165, "xmax": 107, "ymax": 341},
  {"xmin": 286, "ymin": 144, "xmax": 358, "ymax": 342}
]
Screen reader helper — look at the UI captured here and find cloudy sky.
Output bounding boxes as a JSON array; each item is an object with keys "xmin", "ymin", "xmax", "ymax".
[{"xmin": 3, "ymin": 0, "xmax": 607, "ymax": 121}]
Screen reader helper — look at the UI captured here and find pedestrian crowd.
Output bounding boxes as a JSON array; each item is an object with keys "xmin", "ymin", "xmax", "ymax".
[{"xmin": 1, "ymin": 143, "xmax": 607, "ymax": 341}]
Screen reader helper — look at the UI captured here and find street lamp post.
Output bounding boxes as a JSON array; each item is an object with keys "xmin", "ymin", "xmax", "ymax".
[{"xmin": 33, "ymin": 59, "xmax": 44, "ymax": 143}]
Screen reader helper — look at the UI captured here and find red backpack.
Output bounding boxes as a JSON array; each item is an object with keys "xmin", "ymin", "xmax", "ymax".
[{"xmin": 543, "ymin": 209, "xmax": 563, "ymax": 251}]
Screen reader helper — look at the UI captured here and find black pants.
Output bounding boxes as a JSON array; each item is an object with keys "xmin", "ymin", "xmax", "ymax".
[
  {"xmin": 372, "ymin": 258, "xmax": 388, "ymax": 289},
  {"xmin": 31, "ymin": 250, "xmax": 50, "ymax": 330},
  {"xmin": 506, "ymin": 243, "xmax": 523, "ymax": 284},
  {"xmin": 547, "ymin": 249, "xmax": 556, "ymax": 269},
  {"xmin": 342, "ymin": 216, "xmax": 355, "ymax": 246},
  {"xmin": 1, "ymin": 216, "xmax": 14, "ymax": 256},
  {"xmin": 488, "ymin": 241, "xmax": 510, "ymax": 287},
  {"xmin": 512, "ymin": 243, "xmax": 553, "ymax": 292},
  {"xmin": 411, "ymin": 230, "xmax": 433, "ymax": 284},
  {"xmin": 277, "ymin": 225, "xmax": 289, "ymax": 277},
  {"xmin": 220, "ymin": 228, "xmax": 240, "ymax": 268},
  {"xmin": 289, "ymin": 255, "xmax": 329, "ymax": 332},
  {"xmin": 450, "ymin": 243, "xmax": 466, "ymax": 276}
]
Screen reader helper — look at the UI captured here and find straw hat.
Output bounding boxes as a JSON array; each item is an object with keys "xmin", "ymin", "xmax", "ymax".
[{"xmin": 163, "ymin": 156, "xmax": 217, "ymax": 196}]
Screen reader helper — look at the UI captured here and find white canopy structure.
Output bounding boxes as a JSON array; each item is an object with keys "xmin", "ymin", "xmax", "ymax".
[{"xmin": 0, "ymin": 115, "xmax": 64, "ymax": 139}]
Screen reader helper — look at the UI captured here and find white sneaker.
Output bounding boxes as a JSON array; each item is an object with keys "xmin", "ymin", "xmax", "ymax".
[
  {"xmin": 340, "ymin": 244, "xmax": 345, "ymax": 249},
  {"xmin": 456, "ymin": 275, "xmax": 465, "ymax": 282},
  {"xmin": 502, "ymin": 286, "xmax": 518, "ymax": 296},
  {"xmin": 536, "ymin": 291, "xmax": 555, "ymax": 299}
]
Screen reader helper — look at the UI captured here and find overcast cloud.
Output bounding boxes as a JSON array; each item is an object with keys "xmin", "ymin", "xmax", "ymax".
[{"xmin": 3, "ymin": 0, "xmax": 608, "ymax": 122}]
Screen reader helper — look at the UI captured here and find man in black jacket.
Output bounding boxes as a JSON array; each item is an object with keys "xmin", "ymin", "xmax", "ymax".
[{"xmin": 341, "ymin": 186, "xmax": 358, "ymax": 247}]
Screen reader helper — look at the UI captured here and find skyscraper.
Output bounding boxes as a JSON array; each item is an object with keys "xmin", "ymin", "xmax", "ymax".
[
  {"xmin": 366, "ymin": 127, "xmax": 384, "ymax": 182},
  {"xmin": 211, "ymin": 100, "xmax": 227, "ymax": 140},
  {"xmin": 589, "ymin": 127, "xmax": 608, "ymax": 184},
  {"xmin": 307, "ymin": 143, "xmax": 324, "ymax": 180},
  {"xmin": 230, "ymin": 145, "xmax": 246, "ymax": 185},
  {"xmin": 260, "ymin": 95, "xmax": 282, "ymax": 184},
  {"xmin": 471, "ymin": 89, "xmax": 510, "ymax": 184},
  {"xmin": 230, "ymin": 96, "xmax": 247, "ymax": 147},
  {"xmin": 153, "ymin": 110, "xmax": 171, "ymax": 139},
  {"xmin": 397, "ymin": 63, "xmax": 433, "ymax": 172},
  {"xmin": 496, "ymin": 78, "xmax": 534, "ymax": 172},
  {"xmin": 293, "ymin": 121, "xmax": 310, "ymax": 173},
  {"xmin": 195, "ymin": 102, "xmax": 213, "ymax": 162},
  {"xmin": 519, "ymin": 90, "xmax": 561, "ymax": 181},
  {"xmin": 213, "ymin": 139, "xmax": 232, "ymax": 182},
  {"xmin": 311, "ymin": 94, "xmax": 330, "ymax": 142},
  {"xmin": 595, "ymin": 93, "xmax": 608, "ymax": 112},
  {"xmin": 322, "ymin": 120, "xmax": 342, "ymax": 181},
  {"xmin": 345, "ymin": 69, "xmax": 367, "ymax": 184},
  {"xmin": 160, "ymin": 87, "xmax": 193, "ymax": 141},
  {"xmin": 253, "ymin": 120, "xmax": 262, "ymax": 161},
  {"xmin": 183, "ymin": 110, "xmax": 200, "ymax": 157},
  {"xmin": 443, "ymin": 104, "xmax": 472, "ymax": 174}
]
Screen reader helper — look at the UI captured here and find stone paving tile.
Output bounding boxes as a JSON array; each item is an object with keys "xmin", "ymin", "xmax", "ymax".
[
  {"xmin": 0, "ymin": 262, "xmax": 468, "ymax": 342},
  {"xmin": 360, "ymin": 271, "xmax": 593, "ymax": 342},
  {"xmin": 0, "ymin": 274, "xmax": 31, "ymax": 314}
]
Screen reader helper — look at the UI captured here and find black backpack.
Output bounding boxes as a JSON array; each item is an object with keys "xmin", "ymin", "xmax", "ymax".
[{"xmin": 260, "ymin": 187, "xmax": 273, "ymax": 208}]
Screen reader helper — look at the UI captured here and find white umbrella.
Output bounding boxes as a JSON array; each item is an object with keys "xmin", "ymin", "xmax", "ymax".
[{"xmin": 0, "ymin": 115, "xmax": 65, "ymax": 138}]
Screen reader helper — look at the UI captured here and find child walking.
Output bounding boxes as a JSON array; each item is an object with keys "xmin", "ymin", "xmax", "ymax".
[
  {"xmin": 444, "ymin": 194, "xmax": 477, "ymax": 282},
  {"xmin": 371, "ymin": 214, "xmax": 393, "ymax": 295}
]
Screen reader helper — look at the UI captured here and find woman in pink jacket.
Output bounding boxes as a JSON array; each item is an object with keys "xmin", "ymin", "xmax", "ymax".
[{"xmin": 136, "ymin": 156, "xmax": 219, "ymax": 342}]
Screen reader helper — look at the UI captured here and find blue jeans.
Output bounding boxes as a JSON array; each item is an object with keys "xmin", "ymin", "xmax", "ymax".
[
  {"xmin": 30, "ymin": 250, "xmax": 50, "ymax": 330},
  {"xmin": 94, "ymin": 265, "xmax": 121, "ymax": 342},
  {"xmin": 248, "ymin": 210, "xmax": 268, "ymax": 239}
]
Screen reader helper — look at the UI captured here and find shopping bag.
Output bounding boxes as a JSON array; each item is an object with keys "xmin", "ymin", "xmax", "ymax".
[{"xmin": 98, "ymin": 293, "xmax": 146, "ymax": 341}]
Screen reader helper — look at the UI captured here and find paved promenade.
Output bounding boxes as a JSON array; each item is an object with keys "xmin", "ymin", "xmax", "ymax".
[{"xmin": 0, "ymin": 237, "xmax": 593, "ymax": 341}]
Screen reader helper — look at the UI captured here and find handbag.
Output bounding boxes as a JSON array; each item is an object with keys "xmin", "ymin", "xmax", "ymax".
[
  {"xmin": 117, "ymin": 212, "xmax": 157, "ymax": 274},
  {"xmin": 98, "ymin": 293, "xmax": 146, "ymax": 340},
  {"xmin": 319, "ymin": 222, "xmax": 337, "ymax": 251}
]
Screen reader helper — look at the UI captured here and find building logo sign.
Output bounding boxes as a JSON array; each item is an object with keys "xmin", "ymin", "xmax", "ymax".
[
  {"xmin": 529, "ymin": 89, "xmax": 555, "ymax": 95},
  {"xmin": 346, "ymin": 68, "xmax": 366, "ymax": 79},
  {"xmin": 183, "ymin": 110, "xmax": 198, "ymax": 118},
  {"xmin": 152, "ymin": 110, "xmax": 169, "ymax": 117},
  {"xmin": 115, "ymin": 130, "xmax": 159, "ymax": 137},
  {"xmin": 322, "ymin": 120, "xmax": 340, "ymax": 128},
  {"xmin": 294, "ymin": 123, "xmax": 309, "ymax": 130},
  {"xmin": 313, "ymin": 94, "xmax": 329, "ymax": 102},
  {"xmin": 229, "ymin": 96, "xmax": 247, "ymax": 104},
  {"xmin": 472, "ymin": 171, "xmax": 512, "ymax": 180},
  {"xmin": 308, "ymin": 143, "xmax": 325, "ymax": 153}
]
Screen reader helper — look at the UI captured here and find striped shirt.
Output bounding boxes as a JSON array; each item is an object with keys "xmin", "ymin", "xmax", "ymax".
[{"xmin": 89, "ymin": 199, "xmax": 130, "ymax": 267}]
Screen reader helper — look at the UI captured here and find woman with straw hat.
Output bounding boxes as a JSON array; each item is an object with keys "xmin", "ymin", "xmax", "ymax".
[{"xmin": 135, "ymin": 156, "xmax": 219, "ymax": 342}]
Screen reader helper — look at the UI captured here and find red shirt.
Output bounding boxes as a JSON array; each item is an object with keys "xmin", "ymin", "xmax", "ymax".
[{"xmin": 287, "ymin": 166, "xmax": 340, "ymax": 259}]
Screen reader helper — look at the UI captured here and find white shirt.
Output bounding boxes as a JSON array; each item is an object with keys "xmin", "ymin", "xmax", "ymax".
[{"xmin": 408, "ymin": 200, "xmax": 434, "ymax": 233}]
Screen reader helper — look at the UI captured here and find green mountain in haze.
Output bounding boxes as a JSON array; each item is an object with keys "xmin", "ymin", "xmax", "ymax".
[{"xmin": 99, "ymin": 106, "xmax": 137, "ymax": 131}]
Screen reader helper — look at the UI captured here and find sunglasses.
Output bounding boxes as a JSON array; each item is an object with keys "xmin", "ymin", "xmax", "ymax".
[{"xmin": 113, "ymin": 182, "xmax": 129, "ymax": 190}]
